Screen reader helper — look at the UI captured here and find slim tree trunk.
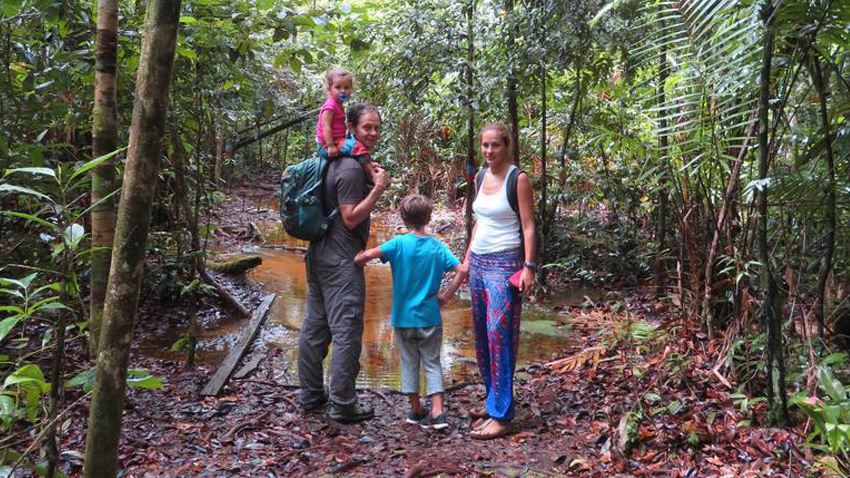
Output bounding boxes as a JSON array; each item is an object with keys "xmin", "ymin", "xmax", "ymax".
[
  {"xmin": 464, "ymin": 0, "xmax": 475, "ymax": 243},
  {"xmin": 756, "ymin": 0, "xmax": 788, "ymax": 424},
  {"xmin": 558, "ymin": 60, "xmax": 581, "ymax": 187},
  {"xmin": 214, "ymin": 125, "xmax": 225, "ymax": 183},
  {"xmin": 505, "ymin": 0, "xmax": 519, "ymax": 163},
  {"xmin": 46, "ymin": 254, "xmax": 71, "ymax": 478},
  {"xmin": 654, "ymin": 9, "xmax": 669, "ymax": 298},
  {"xmin": 90, "ymin": 0, "xmax": 121, "ymax": 357},
  {"xmin": 172, "ymin": 134, "xmax": 202, "ymax": 366},
  {"xmin": 702, "ymin": 123, "xmax": 756, "ymax": 336},
  {"xmin": 83, "ymin": 1, "xmax": 182, "ymax": 476},
  {"xmin": 810, "ymin": 53, "xmax": 835, "ymax": 341},
  {"xmin": 538, "ymin": 62, "xmax": 548, "ymax": 287}
]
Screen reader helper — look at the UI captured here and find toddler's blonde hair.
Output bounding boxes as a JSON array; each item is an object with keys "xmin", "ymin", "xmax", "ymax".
[{"xmin": 324, "ymin": 68, "xmax": 353, "ymax": 92}]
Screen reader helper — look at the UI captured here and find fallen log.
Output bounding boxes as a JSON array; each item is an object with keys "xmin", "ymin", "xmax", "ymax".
[
  {"xmin": 207, "ymin": 255, "xmax": 263, "ymax": 275},
  {"xmin": 200, "ymin": 270, "xmax": 250, "ymax": 317},
  {"xmin": 201, "ymin": 294, "xmax": 276, "ymax": 396}
]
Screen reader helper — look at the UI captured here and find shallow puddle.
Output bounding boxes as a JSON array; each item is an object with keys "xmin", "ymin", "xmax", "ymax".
[{"xmin": 142, "ymin": 217, "xmax": 592, "ymax": 391}]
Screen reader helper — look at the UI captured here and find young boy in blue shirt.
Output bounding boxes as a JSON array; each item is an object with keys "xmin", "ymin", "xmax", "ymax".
[{"xmin": 354, "ymin": 194, "xmax": 467, "ymax": 429}]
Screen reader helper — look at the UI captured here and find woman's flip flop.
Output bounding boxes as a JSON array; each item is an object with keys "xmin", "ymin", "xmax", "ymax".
[{"xmin": 469, "ymin": 419, "xmax": 510, "ymax": 440}]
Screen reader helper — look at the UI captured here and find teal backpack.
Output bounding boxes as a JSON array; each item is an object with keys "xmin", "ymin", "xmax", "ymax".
[{"xmin": 278, "ymin": 136, "xmax": 362, "ymax": 241}]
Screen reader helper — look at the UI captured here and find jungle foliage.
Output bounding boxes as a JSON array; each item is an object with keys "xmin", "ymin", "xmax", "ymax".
[{"xmin": 1, "ymin": 0, "xmax": 850, "ymax": 475}]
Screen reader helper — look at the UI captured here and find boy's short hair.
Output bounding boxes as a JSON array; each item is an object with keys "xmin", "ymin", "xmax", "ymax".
[{"xmin": 399, "ymin": 194, "xmax": 432, "ymax": 229}]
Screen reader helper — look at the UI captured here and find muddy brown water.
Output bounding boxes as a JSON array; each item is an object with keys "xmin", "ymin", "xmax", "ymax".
[{"xmin": 141, "ymin": 216, "xmax": 591, "ymax": 391}]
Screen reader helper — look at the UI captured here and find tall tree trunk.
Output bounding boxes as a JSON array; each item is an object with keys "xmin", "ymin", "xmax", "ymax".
[
  {"xmin": 810, "ymin": 53, "xmax": 835, "ymax": 341},
  {"xmin": 538, "ymin": 62, "xmax": 548, "ymax": 287},
  {"xmin": 172, "ymin": 134, "xmax": 202, "ymax": 366},
  {"xmin": 702, "ymin": 123, "xmax": 756, "ymax": 337},
  {"xmin": 756, "ymin": 0, "xmax": 788, "ymax": 424},
  {"xmin": 654, "ymin": 9, "xmax": 669, "ymax": 298},
  {"xmin": 464, "ymin": 0, "xmax": 475, "ymax": 243},
  {"xmin": 558, "ymin": 60, "xmax": 581, "ymax": 188},
  {"xmin": 46, "ymin": 252, "xmax": 71, "ymax": 478},
  {"xmin": 214, "ymin": 124, "xmax": 225, "ymax": 183},
  {"xmin": 505, "ymin": 0, "xmax": 519, "ymax": 163},
  {"xmin": 83, "ymin": 1, "xmax": 182, "ymax": 476},
  {"xmin": 89, "ymin": 0, "xmax": 121, "ymax": 357}
]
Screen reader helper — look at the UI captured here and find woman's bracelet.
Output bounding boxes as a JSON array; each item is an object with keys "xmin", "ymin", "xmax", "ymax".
[{"xmin": 523, "ymin": 261, "xmax": 538, "ymax": 271}]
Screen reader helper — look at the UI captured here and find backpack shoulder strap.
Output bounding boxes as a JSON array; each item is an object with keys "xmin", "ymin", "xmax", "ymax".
[
  {"xmin": 475, "ymin": 168, "xmax": 487, "ymax": 194},
  {"xmin": 507, "ymin": 167, "xmax": 524, "ymax": 215}
]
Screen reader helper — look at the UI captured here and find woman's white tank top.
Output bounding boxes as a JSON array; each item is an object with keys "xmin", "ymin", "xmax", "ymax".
[{"xmin": 470, "ymin": 165, "xmax": 521, "ymax": 255}]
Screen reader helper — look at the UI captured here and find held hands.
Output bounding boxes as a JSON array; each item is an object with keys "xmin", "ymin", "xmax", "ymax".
[
  {"xmin": 353, "ymin": 250, "xmax": 367, "ymax": 267},
  {"xmin": 327, "ymin": 145, "xmax": 340, "ymax": 158}
]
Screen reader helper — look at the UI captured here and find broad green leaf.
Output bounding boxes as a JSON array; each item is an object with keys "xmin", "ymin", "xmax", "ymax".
[
  {"xmin": 0, "ymin": 317, "xmax": 22, "ymax": 344},
  {"xmin": 2, "ymin": 211, "xmax": 57, "ymax": 230},
  {"xmin": 0, "ymin": 393, "xmax": 14, "ymax": 417},
  {"xmin": 63, "ymin": 223, "xmax": 85, "ymax": 250},
  {"xmin": 3, "ymin": 167, "xmax": 56, "ymax": 179},
  {"xmin": 4, "ymin": 364, "xmax": 50, "ymax": 394},
  {"xmin": 36, "ymin": 301, "xmax": 70, "ymax": 312},
  {"xmin": 68, "ymin": 147, "xmax": 127, "ymax": 182},
  {"xmin": 65, "ymin": 367, "xmax": 95, "ymax": 392},
  {"xmin": 0, "ymin": 184, "xmax": 52, "ymax": 202},
  {"xmin": 18, "ymin": 273, "xmax": 37, "ymax": 289},
  {"xmin": 171, "ymin": 337, "xmax": 189, "ymax": 352},
  {"xmin": 0, "ymin": 289, "xmax": 23, "ymax": 299},
  {"xmin": 644, "ymin": 392, "xmax": 662, "ymax": 403},
  {"xmin": 2, "ymin": 0, "xmax": 22, "ymax": 17},
  {"xmin": 126, "ymin": 369, "xmax": 163, "ymax": 389},
  {"xmin": 177, "ymin": 47, "xmax": 198, "ymax": 60}
]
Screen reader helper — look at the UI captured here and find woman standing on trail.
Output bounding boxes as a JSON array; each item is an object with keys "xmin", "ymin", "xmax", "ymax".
[
  {"xmin": 298, "ymin": 104, "xmax": 391, "ymax": 423},
  {"xmin": 463, "ymin": 122, "xmax": 536, "ymax": 440}
]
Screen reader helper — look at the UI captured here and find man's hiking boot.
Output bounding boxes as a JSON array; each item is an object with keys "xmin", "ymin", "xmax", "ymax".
[
  {"xmin": 420, "ymin": 412, "xmax": 448, "ymax": 430},
  {"xmin": 406, "ymin": 408, "xmax": 429, "ymax": 425},
  {"xmin": 300, "ymin": 392, "xmax": 328, "ymax": 414},
  {"xmin": 329, "ymin": 402, "xmax": 374, "ymax": 423}
]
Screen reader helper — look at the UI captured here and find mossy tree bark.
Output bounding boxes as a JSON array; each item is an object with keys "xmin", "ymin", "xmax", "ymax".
[
  {"xmin": 89, "ymin": 0, "xmax": 121, "ymax": 357},
  {"xmin": 82, "ymin": 0, "xmax": 181, "ymax": 475}
]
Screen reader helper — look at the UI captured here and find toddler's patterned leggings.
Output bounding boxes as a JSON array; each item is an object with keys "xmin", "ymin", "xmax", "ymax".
[{"xmin": 470, "ymin": 248, "xmax": 522, "ymax": 421}]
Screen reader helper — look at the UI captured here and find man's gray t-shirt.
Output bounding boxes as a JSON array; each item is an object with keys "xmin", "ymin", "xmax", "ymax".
[{"xmin": 317, "ymin": 157, "xmax": 370, "ymax": 259}]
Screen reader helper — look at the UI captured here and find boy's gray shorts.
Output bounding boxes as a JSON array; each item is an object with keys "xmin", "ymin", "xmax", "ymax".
[{"xmin": 394, "ymin": 326, "xmax": 444, "ymax": 396}]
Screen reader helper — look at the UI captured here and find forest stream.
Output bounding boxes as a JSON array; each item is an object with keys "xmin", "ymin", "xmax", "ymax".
[{"xmin": 137, "ymin": 217, "xmax": 593, "ymax": 390}]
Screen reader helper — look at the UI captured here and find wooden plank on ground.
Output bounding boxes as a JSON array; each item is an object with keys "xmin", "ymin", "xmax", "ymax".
[{"xmin": 201, "ymin": 293, "xmax": 276, "ymax": 396}]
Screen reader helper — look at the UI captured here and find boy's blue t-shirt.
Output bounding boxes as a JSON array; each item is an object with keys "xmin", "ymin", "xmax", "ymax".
[{"xmin": 379, "ymin": 233, "xmax": 460, "ymax": 328}]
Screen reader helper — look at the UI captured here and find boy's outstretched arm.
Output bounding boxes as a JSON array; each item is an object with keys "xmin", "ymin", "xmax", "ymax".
[
  {"xmin": 354, "ymin": 247, "xmax": 383, "ymax": 267},
  {"xmin": 437, "ymin": 266, "xmax": 468, "ymax": 305}
]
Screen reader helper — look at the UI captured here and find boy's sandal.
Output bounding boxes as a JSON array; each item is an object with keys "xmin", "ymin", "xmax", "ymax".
[{"xmin": 469, "ymin": 419, "xmax": 510, "ymax": 440}]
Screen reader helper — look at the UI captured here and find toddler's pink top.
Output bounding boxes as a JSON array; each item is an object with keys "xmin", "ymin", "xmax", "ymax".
[{"xmin": 316, "ymin": 97, "xmax": 346, "ymax": 145}]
